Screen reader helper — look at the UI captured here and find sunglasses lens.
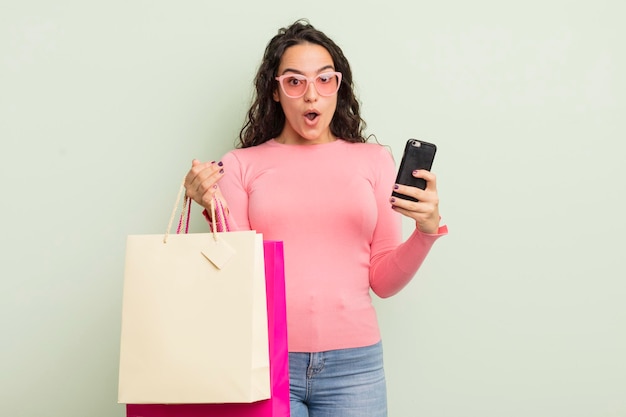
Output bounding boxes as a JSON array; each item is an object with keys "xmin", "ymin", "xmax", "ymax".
[
  {"xmin": 314, "ymin": 73, "xmax": 340, "ymax": 96},
  {"xmin": 281, "ymin": 75, "xmax": 307, "ymax": 97}
]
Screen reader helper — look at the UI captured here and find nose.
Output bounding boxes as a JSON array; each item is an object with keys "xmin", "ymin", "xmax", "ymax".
[{"xmin": 303, "ymin": 80, "xmax": 318, "ymax": 101}]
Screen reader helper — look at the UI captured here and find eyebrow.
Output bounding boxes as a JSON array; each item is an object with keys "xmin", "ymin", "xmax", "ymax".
[{"xmin": 279, "ymin": 65, "xmax": 335, "ymax": 75}]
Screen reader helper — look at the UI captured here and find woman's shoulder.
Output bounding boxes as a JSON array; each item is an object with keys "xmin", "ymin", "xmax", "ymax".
[
  {"xmin": 222, "ymin": 140, "xmax": 274, "ymax": 161},
  {"xmin": 340, "ymin": 139, "xmax": 394, "ymax": 161}
]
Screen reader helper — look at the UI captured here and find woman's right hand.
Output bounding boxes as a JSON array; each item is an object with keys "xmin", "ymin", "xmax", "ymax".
[{"xmin": 184, "ymin": 159, "xmax": 227, "ymax": 212}]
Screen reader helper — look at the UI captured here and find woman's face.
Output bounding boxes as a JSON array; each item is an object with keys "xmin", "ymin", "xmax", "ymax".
[{"xmin": 273, "ymin": 43, "xmax": 338, "ymax": 145}]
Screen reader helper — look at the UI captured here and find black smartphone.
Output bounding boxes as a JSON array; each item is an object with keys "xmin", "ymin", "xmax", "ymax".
[{"xmin": 392, "ymin": 139, "xmax": 437, "ymax": 202}]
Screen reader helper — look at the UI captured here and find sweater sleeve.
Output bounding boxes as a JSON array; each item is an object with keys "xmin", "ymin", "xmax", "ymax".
[
  {"xmin": 368, "ymin": 147, "xmax": 448, "ymax": 298},
  {"xmin": 209, "ymin": 150, "xmax": 250, "ymax": 232},
  {"xmin": 370, "ymin": 226, "xmax": 447, "ymax": 298}
]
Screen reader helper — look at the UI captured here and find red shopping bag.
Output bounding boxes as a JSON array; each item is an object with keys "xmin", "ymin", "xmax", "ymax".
[{"xmin": 126, "ymin": 240, "xmax": 290, "ymax": 417}]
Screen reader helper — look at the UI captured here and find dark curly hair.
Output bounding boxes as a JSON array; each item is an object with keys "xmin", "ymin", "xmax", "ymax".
[{"xmin": 238, "ymin": 19, "xmax": 367, "ymax": 148}]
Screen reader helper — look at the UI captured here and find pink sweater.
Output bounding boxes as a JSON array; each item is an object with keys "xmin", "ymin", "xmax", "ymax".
[{"xmin": 218, "ymin": 139, "xmax": 447, "ymax": 352}]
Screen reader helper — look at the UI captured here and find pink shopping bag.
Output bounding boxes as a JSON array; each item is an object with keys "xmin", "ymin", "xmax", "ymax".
[{"xmin": 126, "ymin": 240, "xmax": 290, "ymax": 417}]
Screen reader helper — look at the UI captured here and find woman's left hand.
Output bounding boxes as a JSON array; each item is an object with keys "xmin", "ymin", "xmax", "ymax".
[{"xmin": 390, "ymin": 170, "xmax": 441, "ymax": 234}]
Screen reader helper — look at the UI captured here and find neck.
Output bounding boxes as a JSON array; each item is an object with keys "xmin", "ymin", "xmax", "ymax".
[{"xmin": 275, "ymin": 131, "xmax": 336, "ymax": 145}]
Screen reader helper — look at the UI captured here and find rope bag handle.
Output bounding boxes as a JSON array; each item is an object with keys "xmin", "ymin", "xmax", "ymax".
[{"xmin": 163, "ymin": 178, "xmax": 229, "ymax": 243}]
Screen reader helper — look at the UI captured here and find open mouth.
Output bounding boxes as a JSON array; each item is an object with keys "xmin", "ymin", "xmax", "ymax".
[{"xmin": 305, "ymin": 111, "xmax": 319, "ymax": 121}]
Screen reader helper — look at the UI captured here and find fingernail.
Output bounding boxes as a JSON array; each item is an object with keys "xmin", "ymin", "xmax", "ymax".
[
  {"xmin": 390, "ymin": 197, "xmax": 396, "ymax": 203},
  {"xmin": 211, "ymin": 160, "xmax": 216, "ymax": 164},
  {"xmin": 218, "ymin": 161, "xmax": 223, "ymax": 167},
  {"xmin": 219, "ymin": 169, "xmax": 224, "ymax": 174},
  {"xmin": 393, "ymin": 184, "xmax": 399, "ymax": 190},
  {"xmin": 412, "ymin": 170, "xmax": 419, "ymax": 176}
]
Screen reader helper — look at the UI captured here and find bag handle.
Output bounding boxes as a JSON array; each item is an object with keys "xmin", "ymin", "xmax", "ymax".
[
  {"xmin": 163, "ymin": 178, "xmax": 229, "ymax": 243},
  {"xmin": 177, "ymin": 194, "xmax": 192, "ymax": 235},
  {"xmin": 212, "ymin": 195, "xmax": 230, "ymax": 232}
]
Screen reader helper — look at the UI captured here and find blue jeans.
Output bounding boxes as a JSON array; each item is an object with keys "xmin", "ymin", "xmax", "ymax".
[{"xmin": 289, "ymin": 341, "xmax": 387, "ymax": 417}]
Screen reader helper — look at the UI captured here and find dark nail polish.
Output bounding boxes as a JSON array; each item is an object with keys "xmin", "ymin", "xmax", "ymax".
[
  {"xmin": 218, "ymin": 161, "xmax": 223, "ymax": 167},
  {"xmin": 219, "ymin": 169, "xmax": 224, "ymax": 174},
  {"xmin": 393, "ymin": 184, "xmax": 399, "ymax": 190}
]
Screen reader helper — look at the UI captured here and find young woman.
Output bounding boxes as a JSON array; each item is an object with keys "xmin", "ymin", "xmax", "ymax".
[{"xmin": 184, "ymin": 19, "xmax": 447, "ymax": 417}]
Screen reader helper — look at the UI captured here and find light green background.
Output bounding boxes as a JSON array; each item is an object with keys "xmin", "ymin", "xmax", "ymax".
[{"xmin": 1, "ymin": 1, "xmax": 624, "ymax": 416}]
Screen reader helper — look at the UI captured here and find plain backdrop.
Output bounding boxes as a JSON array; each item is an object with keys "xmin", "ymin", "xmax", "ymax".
[{"xmin": 1, "ymin": 1, "xmax": 625, "ymax": 416}]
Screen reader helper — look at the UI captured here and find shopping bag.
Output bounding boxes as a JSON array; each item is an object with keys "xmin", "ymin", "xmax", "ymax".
[
  {"xmin": 118, "ymin": 184, "xmax": 270, "ymax": 404},
  {"xmin": 126, "ymin": 240, "xmax": 290, "ymax": 417}
]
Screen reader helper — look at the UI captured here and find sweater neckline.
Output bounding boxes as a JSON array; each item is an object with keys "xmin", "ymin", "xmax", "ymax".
[{"xmin": 266, "ymin": 138, "xmax": 346, "ymax": 148}]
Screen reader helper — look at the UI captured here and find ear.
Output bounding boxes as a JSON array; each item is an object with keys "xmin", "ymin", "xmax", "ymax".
[{"xmin": 273, "ymin": 88, "xmax": 280, "ymax": 102}]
